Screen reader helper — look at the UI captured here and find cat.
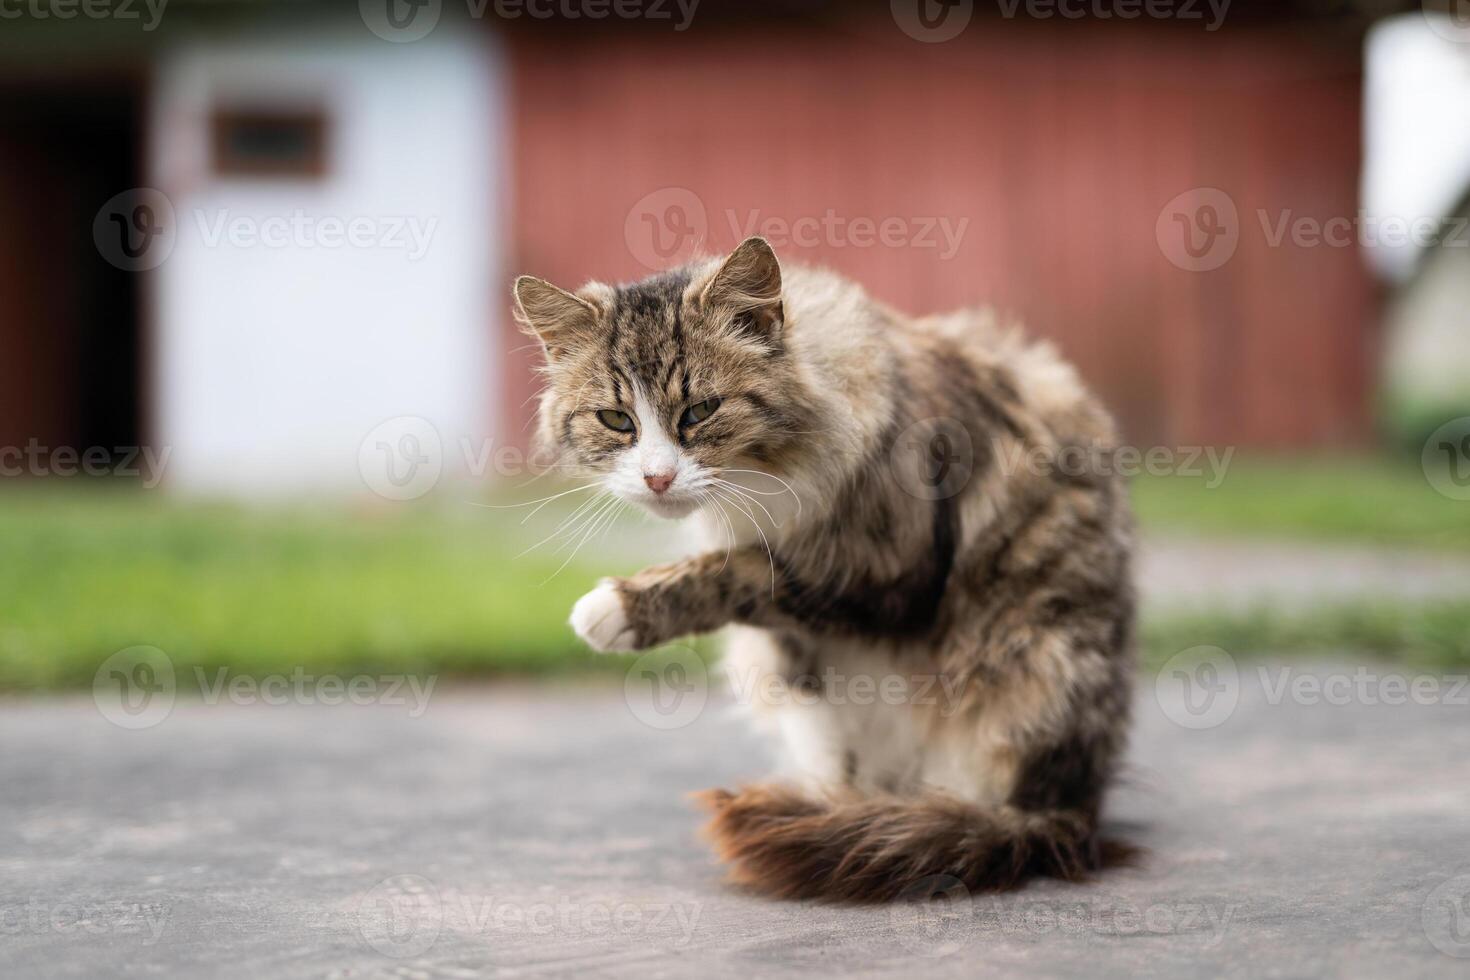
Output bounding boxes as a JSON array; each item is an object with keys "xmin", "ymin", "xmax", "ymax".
[{"xmin": 513, "ymin": 237, "xmax": 1136, "ymax": 902}]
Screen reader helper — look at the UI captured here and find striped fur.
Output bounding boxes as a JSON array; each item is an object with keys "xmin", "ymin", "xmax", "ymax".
[{"xmin": 515, "ymin": 237, "xmax": 1137, "ymax": 903}]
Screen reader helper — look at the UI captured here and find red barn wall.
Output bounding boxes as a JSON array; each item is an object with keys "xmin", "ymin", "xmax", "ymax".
[{"xmin": 505, "ymin": 22, "xmax": 1373, "ymax": 451}]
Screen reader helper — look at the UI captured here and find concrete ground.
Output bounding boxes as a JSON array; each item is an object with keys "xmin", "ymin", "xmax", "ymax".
[
  {"xmin": 2, "ymin": 659, "xmax": 1468, "ymax": 979},
  {"xmin": 1137, "ymin": 536, "xmax": 1470, "ymax": 610}
]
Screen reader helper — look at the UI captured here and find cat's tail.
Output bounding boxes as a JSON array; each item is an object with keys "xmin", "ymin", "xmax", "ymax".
[{"xmin": 693, "ymin": 784, "xmax": 1123, "ymax": 903}]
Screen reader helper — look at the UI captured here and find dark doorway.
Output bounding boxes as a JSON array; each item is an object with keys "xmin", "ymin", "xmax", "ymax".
[{"xmin": 0, "ymin": 79, "xmax": 145, "ymax": 466}]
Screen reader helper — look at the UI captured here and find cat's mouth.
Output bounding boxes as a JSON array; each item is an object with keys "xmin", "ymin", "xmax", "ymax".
[{"xmin": 633, "ymin": 491, "xmax": 702, "ymax": 520}]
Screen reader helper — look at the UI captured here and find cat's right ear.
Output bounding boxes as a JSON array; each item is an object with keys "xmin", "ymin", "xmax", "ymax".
[{"xmin": 513, "ymin": 276, "xmax": 599, "ymax": 360}]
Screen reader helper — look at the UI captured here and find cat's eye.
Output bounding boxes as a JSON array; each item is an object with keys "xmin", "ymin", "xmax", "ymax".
[
  {"xmin": 597, "ymin": 409, "xmax": 635, "ymax": 433},
  {"xmin": 680, "ymin": 397, "xmax": 721, "ymax": 428}
]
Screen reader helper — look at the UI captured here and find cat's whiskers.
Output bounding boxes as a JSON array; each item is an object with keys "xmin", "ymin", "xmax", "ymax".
[
  {"xmin": 467, "ymin": 481, "xmax": 601, "ymax": 525},
  {"xmin": 501, "ymin": 461, "xmax": 588, "ymax": 494},
  {"xmin": 541, "ymin": 493, "xmax": 624, "ymax": 584},
  {"xmin": 709, "ymin": 484, "xmax": 777, "ymax": 598},
  {"xmin": 715, "ymin": 468, "xmax": 804, "ymax": 522},
  {"xmin": 551, "ymin": 492, "xmax": 619, "ymax": 555},
  {"xmin": 710, "ymin": 478, "xmax": 782, "ymax": 530},
  {"xmin": 695, "ymin": 487, "xmax": 735, "ymax": 574},
  {"xmin": 515, "ymin": 488, "xmax": 610, "ymax": 559}
]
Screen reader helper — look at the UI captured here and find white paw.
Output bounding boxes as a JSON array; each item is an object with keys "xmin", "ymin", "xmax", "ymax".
[{"xmin": 570, "ymin": 582, "xmax": 637, "ymax": 653}]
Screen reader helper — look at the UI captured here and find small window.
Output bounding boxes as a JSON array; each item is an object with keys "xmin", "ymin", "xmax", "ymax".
[{"xmin": 211, "ymin": 108, "xmax": 327, "ymax": 178}]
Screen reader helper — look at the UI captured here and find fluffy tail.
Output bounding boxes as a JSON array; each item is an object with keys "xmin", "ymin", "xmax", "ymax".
[{"xmin": 694, "ymin": 784, "xmax": 1123, "ymax": 903}]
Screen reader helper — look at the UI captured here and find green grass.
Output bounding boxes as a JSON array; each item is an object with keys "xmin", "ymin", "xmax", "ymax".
[
  {"xmin": 1133, "ymin": 455, "xmax": 1470, "ymax": 666},
  {"xmin": 0, "ymin": 487, "xmax": 628, "ymax": 690},
  {"xmin": 1131, "ymin": 455, "xmax": 1470, "ymax": 550},
  {"xmin": 1142, "ymin": 601, "xmax": 1470, "ymax": 671},
  {"xmin": 2, "ymin": 456, "xmax": 1468, "ymax": 691}
]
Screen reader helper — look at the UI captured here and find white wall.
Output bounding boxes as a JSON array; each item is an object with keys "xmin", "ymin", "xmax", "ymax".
[
  {"xmin": 1362, "ymin": 13, "xmax": 1470, "ymax": 282},
  {"xmin": 150, "ymin": 26, "xmax": 504, "ymax": 496}
]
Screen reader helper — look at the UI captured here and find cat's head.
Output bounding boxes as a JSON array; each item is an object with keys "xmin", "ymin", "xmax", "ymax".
[{"xmin": 515, "ymin": 237, "xmax": 808, "ymax": 520}]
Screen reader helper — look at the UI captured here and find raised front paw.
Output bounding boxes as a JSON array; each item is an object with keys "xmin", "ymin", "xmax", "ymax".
[{"xmin": 570, "ymin": 580, "xmax": 638, "ymax": 653}]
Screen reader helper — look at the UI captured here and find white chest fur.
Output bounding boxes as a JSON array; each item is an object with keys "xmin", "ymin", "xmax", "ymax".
[{"xmin": 719, "ymin": 626, "xmax": 1015, "ymax": 805}]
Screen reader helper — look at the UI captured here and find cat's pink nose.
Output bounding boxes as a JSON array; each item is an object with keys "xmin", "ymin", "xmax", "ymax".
[{"xmin": 644, "ymin": 472, "xmax": 675, "ymax": 495}]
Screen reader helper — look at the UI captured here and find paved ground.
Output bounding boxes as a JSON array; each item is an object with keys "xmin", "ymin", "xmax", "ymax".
[
  {"xmin": 1137, "ymin": 536, "xmax": 1470, "ymax": 610},
  {"xmin": 2, "ymin": 659, "xmax": 1468, "ymax": 979}
]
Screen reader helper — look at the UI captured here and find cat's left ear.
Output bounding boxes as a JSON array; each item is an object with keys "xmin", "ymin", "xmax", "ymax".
[
  {"xmin": 513, "ymin": 275, "xmax": 601, "ymax": 361},
  {"xmin": 699, "ymin": 237, "xmax": 784, "ymax": 342}
]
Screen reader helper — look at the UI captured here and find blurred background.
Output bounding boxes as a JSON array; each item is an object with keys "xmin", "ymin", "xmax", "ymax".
[{"xmin": 2, "ymin": 0, "xmax": 1469, "ymax": 691}]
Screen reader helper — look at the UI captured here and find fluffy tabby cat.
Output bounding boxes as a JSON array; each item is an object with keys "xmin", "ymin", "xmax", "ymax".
[{"xmin": 514, "ymin": 237, "xmax": 1135, "ymax": 902}]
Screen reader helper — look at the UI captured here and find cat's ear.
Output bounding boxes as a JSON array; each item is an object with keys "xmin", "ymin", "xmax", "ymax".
[
  {"xmin": 514, "ymin": 275, "xmax": 600, "ymax": 359},
  {"xmin": 699, "ymin": 237, "xmax": 784, "ymax": 341}
]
